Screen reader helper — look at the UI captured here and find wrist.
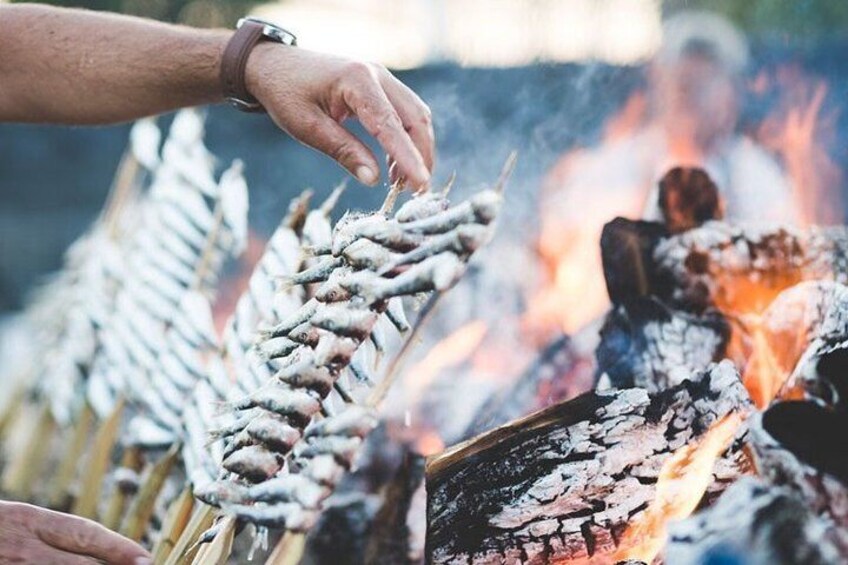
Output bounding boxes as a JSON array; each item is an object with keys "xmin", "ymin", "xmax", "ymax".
[
  {"xmin": 221, "ymin": 18, "xmax": 297, "ymax": 112},
  {"xmin": 244, "ymin": 41, "xmax": 291, "ymax": 106}
]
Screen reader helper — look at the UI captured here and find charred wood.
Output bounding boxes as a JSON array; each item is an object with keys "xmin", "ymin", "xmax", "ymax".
[
  {"xmin": 596, "ymin": 297, "xmax": 729, "ymax": 391},
  {"xmin": 653, "ymin": 222, "xmax": 848, "ymax": 313},
  {"xmin": 600, "ymin": 218, "xmax": 669, "ymax": 305},
  {"xmin": 426, "ymin": 361, "xmax": 751, "ymax": 564},
  {"xmin": 761, "ymin": 281, "xmax": 848, "ymax": 410},
  {"xmin": 658, "ymin": 166, "xmax": 723, "ymax": 234},
  {"xmin": 364, "ymin": 451, "xmax": 425, "ymax": 565},
  {"xmin": 302, "ymin": 494, "xmax": 378, "ymax": 565},
  {"xmin": 748, "ymin": 403, "xmax": 848, "ymax": 539},
  {"xmin": 666, "ymin": 477, "xmax": 846, "ymax": 565}
]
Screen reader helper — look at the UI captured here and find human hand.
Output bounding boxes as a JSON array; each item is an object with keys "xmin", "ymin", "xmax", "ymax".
[
  {"xmin": 0, "ymin": 501, "xmax": 151, "ymax": 564},
  {"xmin": 246, "ymin": 45, "xmax": 434, "ymax": 190}
]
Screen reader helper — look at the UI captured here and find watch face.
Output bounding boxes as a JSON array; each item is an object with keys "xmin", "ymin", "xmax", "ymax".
[{"xmin": 237, "ymin": 17, "xmax": 297, "ymax": 46}]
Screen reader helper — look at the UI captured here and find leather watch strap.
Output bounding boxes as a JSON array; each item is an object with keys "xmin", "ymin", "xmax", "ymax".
[{"xmin": 220, "ymin": 20, "xmax": 266, "ymax": 112}]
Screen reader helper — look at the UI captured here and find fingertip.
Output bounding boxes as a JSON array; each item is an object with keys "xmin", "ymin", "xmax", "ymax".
[
  {"xmin": 410, "ymin": 162, "xmax": 431, "ymax": 190},
  {"xmin": 354, "ymin": 165, "xmax": 379, "ymax": 186}
]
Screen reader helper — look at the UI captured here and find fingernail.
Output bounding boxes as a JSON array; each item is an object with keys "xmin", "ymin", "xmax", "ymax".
[
  {"xmin": 416, "ymin": 163, "xmax": 431, "ymax": 185},
  {"xmin": 355, "ymin": 166, "xmax": 378, "ymax": 185},
  {"xmin": 134, "ymin": 557, "xmax": 153, "ymax": 565}
]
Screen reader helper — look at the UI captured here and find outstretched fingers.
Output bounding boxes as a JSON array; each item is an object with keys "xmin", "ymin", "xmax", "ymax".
[
  {"xmin": 342, "ymin": 64, "xmax": 431, "ymax": 190},
  {"xmin": 289, "ymin": 107, "xmax": 381, "ymax": 186}
]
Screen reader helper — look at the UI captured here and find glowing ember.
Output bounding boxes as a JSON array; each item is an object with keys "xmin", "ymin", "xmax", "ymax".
[
  {"xmin": 415, "ymin": 430, "xmax": 446, "ymax": 457},
  {"xmin": 612, "ymin": 412, "xmax": 744, "ymax": 563}
]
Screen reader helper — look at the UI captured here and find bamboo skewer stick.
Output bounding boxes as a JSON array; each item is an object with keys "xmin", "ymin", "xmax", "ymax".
[
  {"xmin": 102, "ymin": 151, "xmax": 142, "ymax": 239},
  {"xmin": 192, "ymin": 516, "xmax": 236, "ymax": 565},
  {"xmin": 121, "ymin": 444, "xmax": 180, "ymax": 542},
  {"xmin": 47, "ymin": 403, "xmax": 95, "ymax": 510},
  {"xmin": 1, "ymin": 404, "xmax": 56, "ymax": 500},
  {"xmin": 265, "ymin": 532, "xmax": 306, "ymax": 565},
  {"xmin": 162, "ymin": 503, "xmax": 216, "ymax": 565},
  {"xmin": 0, "ymin": 382, "xmax": 27, "ymax": 444},
  {"xmin": 102, "ymin": 446, "xmax": 143, "ymax": 530},
  {"xmin": 152, "ymin": 487, "xmax": 195, "ymax": 564},
  {"xmin": 367, "ymin": 292, "xmax": 442, "ymax": 408},
  {"xmin": 72, "ymin": 397, "xmax": 126, "ymax": 519}
]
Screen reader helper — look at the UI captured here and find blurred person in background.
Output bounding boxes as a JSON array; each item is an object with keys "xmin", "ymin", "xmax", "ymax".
[
  {"xmin": 529, "ymin": 11, "xmax": 797, "ymax": 339},
  {"xmin": 0, "ymin": 3, "xmax": 434, "ymax": 562}
]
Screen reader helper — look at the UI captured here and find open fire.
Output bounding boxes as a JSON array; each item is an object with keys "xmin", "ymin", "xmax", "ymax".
[
  {"xmin": 2, "ymin": 9, "xmax": 847, "ymax": 565},
  {"xmin": 424, "ymin": 160, "xmax": 848, "ymax": 562}
]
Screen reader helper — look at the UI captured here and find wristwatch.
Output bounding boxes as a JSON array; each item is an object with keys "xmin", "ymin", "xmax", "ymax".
[{"xmin": 220, "ymin": 17, "xmax": 297, "ymax": 112}]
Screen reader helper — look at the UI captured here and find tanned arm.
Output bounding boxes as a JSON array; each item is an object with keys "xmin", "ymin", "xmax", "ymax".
[{"xmin": 0, "ymin": 4, "xmax": 433, "ymax": 187}]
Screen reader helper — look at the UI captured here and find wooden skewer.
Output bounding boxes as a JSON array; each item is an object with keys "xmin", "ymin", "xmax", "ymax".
[
  {"xmin": 151, "ymin": 486, "xmax": 195, "ymax": 564},
  {"xmin": 102, "ymin": 149, "xmax": 145, "ymax": 240},
  {"xmin": 494, "ymin": 150, "xmax": 518, "ymax": 194},
  {"xmin": 265, "ymin": 532, "xmax": 306, "ymax": 565},
  {"xmin": 162, "ymin": 503, "xmax": 216, "ymax": 565},
  {"xmin": 1, "ymin": 403, "xmax": 56, "ymax": 500},
  {"xmin": 367, "ymin": 292, "xmax": 443, "ymax": 408},
  {"xmin": 192, "ymin": 515, "xmax": 236, "ymax": 565},
  {"xmin": 46, "ymin": 403, "xmax": 96, "ymax": 510},
  {"xmin": 72, "ymin": 397, "xmax": 125, "ymax": 519},
  {"xmin": 102, "ymin": 446, "xmax": 143, "ymax": 530},
  {"xmin": 121, "ymin": 444, "xmax": 180, "ymax": 541},
  {"xmin": 0, "ymin": 381, "xmax": 27, "ymax": 443}
]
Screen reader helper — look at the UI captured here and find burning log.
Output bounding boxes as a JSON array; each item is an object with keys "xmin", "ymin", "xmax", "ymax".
[
  {"xmin": 596, "ymin": 297, "xmax": 729, "ymax": 391},
  {"xmin": 748, "ymin": 403, "xmax": 848, "ymax": 537},
  {"xmin": 652, "ymin": 221, "xmax": 848, "ymax": 314},
  {"xmin": 363, "ymin": 451, "xmax": 425, "ymax": 564},
  {"xmin": 600, "ymin": 218, "xmax": 669, "ymax": 305},
  {"xmin": 761, "ymin": 282, "xmax": 848, "ymax": 410},
  {"xmin": 666, "ymin": 477, "xmax": 846, "ymax": 564},
  {"xmin": 426, "ymin": 361, "xmax": 751, "ymax": 564},
  {"xmin": 657, "ymin": 166, "xmax": 723, "ymax": 234}
]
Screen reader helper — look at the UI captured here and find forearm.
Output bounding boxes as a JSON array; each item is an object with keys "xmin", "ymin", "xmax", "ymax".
[{"xmin": 0, "ymin": 4, "xmax": 229, "ymax": 124}]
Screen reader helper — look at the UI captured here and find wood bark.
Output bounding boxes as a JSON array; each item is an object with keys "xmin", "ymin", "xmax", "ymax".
[
  {"xmin": 364, "ymin": 451, "xmax": 425, "ymax": 565},
  {"xmin": 596, "ymin": 297, "xmax": 729, "ymax": 392},
  {"xmin": 426, "ymin": 361, "xmax": 751, "ymax": 564},
  {"xmin": 652, "ymin": 222, "xmax": 848, "ymax": 313},
  {"xmin": 657, "ymin": 166, "xmax": 723, "ymax": 234},
  {"xmin": 666, "ymin": 477, "xmax": 847, "ymax": 564},
  {"xmin": 749, "ymin": 404, "xmax": 848, "ymax": 535}
]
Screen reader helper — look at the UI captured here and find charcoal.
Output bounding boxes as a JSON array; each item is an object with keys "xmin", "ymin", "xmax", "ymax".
[
  {"xmin": 364, "ymin": 451, "xmax": 425, "ymax": 565},
  {"xmin": 749, "ymin": 403, "xmax": 848, "ymax": 534},
  {"xmin": 657, "ymin": 166, "xmax": 723, "ymax": 234},
  {"xmin": 302, "ymin": 494, "xmax": 379, "ymax": 565},
  {"xmin": 653, "ymin": 222, "xmax": 848, "ymax": 313},
  {"xmin": 596, "ymin": 297, "xmax": 729, "ymax": 391},
  {"xmin": 426, "ymin": 361, "xmax": 751, "ymax": 564},
  {"xmin": 667, "ymin": 477, "xmax": 846, "ymax": 564},
  {"xmin": 600, "ymin": 218, "xmax": 669, "ymax": 305}
]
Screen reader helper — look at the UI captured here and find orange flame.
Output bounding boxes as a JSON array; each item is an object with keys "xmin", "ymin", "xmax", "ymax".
[
  {"xmin": 525, "ymin": 90, "xmax": 651, "ymax": 338},
  {"xmin": 613, "ymin": 412, "xmax": 744, "ymax": 563},
  {"xmin": 754, "ymin": 65, "xmax": 842, "ymax": 225},
  {"xmin": 415, "ymin": 430, "xmax": 446, "ymax": 457},
  {"xmin": 403, "ymin": 320, "xmax": 489, "ymax": 401}
]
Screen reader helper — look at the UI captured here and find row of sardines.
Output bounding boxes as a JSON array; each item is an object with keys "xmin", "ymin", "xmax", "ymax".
[{"xmin": 0, "ymin": 109, "xmax": 504, "ymax": 563}]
